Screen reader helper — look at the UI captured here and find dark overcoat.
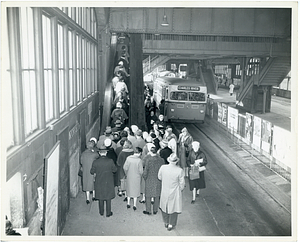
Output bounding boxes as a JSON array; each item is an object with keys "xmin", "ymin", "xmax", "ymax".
[
  {"xmin": 142, "ymin": 154, "xmax": 164, "ymax": 197},
  {"xmin": 186, "ymin": 149, "xmax": 208, "ymax": 191},
  {"xmin": 90, "ymin": 156, "xmax": 117, "ymax": 200},
  {"xmin": 80, "ymin": 149, "xmax": 99, "ymax": 191}
]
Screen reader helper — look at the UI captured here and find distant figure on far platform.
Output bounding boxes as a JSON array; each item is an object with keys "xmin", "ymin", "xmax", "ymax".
[{"xmin": 229, "ymin": 83, "xmax": 235, "ymax": 96}]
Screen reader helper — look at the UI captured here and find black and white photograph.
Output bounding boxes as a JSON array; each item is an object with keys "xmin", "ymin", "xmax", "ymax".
[{"xmin": 1, "ymin": 1, "xmax": 297, "ymax": 242}]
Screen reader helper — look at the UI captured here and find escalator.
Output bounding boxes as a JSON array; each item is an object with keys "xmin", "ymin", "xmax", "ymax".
[
  {"xmin": 200, "ymin": 66, "xmax": 217, "ymax": 95},
  {"xmin": 100, "ymin": 35, "xmax": 118, "ymax": 134}
]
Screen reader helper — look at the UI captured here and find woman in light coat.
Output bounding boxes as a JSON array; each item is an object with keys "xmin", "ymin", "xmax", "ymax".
[
  {"xmin": 123, "ymin": 147, "xmax": 143, "ymax": 210},
  {"xmin": 80, "ymin": 141, "xmax": 99, "ymax": 204},
  {"xmin": 158, "ymin": 153, "xmax": 185, "ymax": 231}
]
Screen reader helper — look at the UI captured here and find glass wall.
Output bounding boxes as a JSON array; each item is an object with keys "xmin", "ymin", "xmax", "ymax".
[{"xmin": 6, "ymin": 7, "xmax": 98, "ymax": 149}]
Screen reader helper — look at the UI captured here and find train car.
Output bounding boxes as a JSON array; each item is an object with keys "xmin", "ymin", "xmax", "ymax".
[{"xmin": 153, "ymin": 76, "xmax": 207, "ymax": 122}]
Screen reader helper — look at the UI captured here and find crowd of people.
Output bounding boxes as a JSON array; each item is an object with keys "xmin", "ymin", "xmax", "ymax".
[
  {"xmin": 79, "ymin": 52, "xmax": 208, "ymax": 231},
  {"xmin": 80, "ymin": 118, "xmax": 208, "ymax": 231}
]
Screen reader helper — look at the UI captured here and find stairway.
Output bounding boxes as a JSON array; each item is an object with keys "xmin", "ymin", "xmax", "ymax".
[
  {"xmin": 143, "ymin": 55, "xmax": 170, "ymax": 75},
  {"xmin": 200, "ymin": 66, "xmax": 217, "ymax": 95},
  {"xmin": 237, "ymin": 57, "xmax": 291, "ymax": 103}
]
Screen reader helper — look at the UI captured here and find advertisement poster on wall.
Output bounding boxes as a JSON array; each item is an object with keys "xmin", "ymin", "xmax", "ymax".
[
  {"xmin": 261, "ymin": 120, "xmax": 272, "ymax": 154},
  {"xmin": 221, "ymin": 103, "xmax": 227, "ymax": 126},
  {"xmin": 227, "ymin": 106, "xmax": 239, "ymax": 133},
  {"xmin": 272, "ymin": 125, "xmax": 292, "ymax": 169},
  {"xmin": 245, "ymin": 113, "xmax": 253, "ymax": 145},
  {"xmin": 253, "ymin": 116, "xmax": 262, "ymax": 150},
  {"xmin": 217, "ymin": 103, "xmax": 222, "ymax": 123}
]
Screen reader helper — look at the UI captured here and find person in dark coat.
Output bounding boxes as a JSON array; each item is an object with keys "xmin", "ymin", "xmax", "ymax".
[
  {"xmin": 186, "ymin": 141, "xmax": 208, "ymax": 204},
  {"xmin": 80, "ymin": 141, "xmax": 99, "ymax": 204},
  {"xmin": 104, "ymin": 138, "xmax": 118, "ymax": 187},
  {"xmin": 116, "ymin": 140, "xmax": 134, "ymax": 197},
  {"xmin": 90, "ymin": 145, "xmax": 117, "ymax": 217},
  {"xmin": 158, "ymin": 139, "xmax": 172, "ymax": 164},
  {"xmin": 142, "ymin": 145, "xmax": 164, "ymax": 215}
]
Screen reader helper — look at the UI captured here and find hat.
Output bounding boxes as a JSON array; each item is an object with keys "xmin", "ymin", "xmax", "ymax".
[
  {"xmin": 131, "ymin": 125, "xmax": 139, "ymax": 134},
  {"xmin": 116, "ymin": 102, "xmax": 122, "ymax": 108},
  {"xmin": 87, "ymin": 141, "xmax": 94, "ymax": 149},
  {"xmin": 90, "ymin": 137, "xmax": 97, "ymax": 144},
  {"xmin": 167, "ymin": 153, "xmax": 179, "ymax": 163},
  {"xmin": 192, "ymin": 141, "xmax": 200, "ymax": 151},
  {"xmin": 136, "ymin": 129, "xmax": 143, "ymax": 136},
  {"xmin": 166, "ymin": 125, "xmax": 172, "ymax": 131},
  {"xmin": 181, "ymin": 127, "xmax": 187, "ymax": 133},
  {"xmin": 104, "ymin": 138, "xmax": 112, "ymax": 147},
  {"xmin": 142, "ymin": 132, "xmax": 149, "ymax": 140},
  {"xmin": 105, "ymin": 126, "xmax": 112, "ymax": 134},
  {"xmin": 115, "ymin": 119, "xmax": 122, "ymax": 125},
  {"xmin": 146, "ymin": 136, "xmax": 153, "ymax": 143}
]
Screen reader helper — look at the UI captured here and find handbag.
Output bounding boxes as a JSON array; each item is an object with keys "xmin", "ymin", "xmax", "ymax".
[
  {"xmin": 198, "ymin": 166, "xmax": 206, "ymax": 172},
  {"xmin": 78, "ymin": 167, "xmax": 83, "ymax": 177},
  {"xmin": 120, "ymin": 178, "xmax": 127, "ymax": 191},
  {"xmin": 189, "ymin": 166, "xmax": 200, "ymax": 180}
]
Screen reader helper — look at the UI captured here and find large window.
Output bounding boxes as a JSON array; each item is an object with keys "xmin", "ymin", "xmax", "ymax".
[
  {"xmin": 6, "ymin": 7, "xmax": 98, "ymax": 149},
  {"xmin": 20, "ymin": 7, "xmax": 38, "ymax": 135},
  {"xmin": 170, "ymin": 91, "xmax": 188, "ymax": 101}
]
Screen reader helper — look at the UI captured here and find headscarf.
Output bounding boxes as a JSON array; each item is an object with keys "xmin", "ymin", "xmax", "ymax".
[{"xmin": 191, "ymin": 141, "xmax": 200, "ymax": 152}]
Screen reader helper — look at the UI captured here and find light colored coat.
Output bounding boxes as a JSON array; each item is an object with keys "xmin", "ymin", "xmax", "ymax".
[
  {"xmin": 80, "ymin": 149, "xmax": 99, "ymax": 191},
  {"xmin": 123, "ymin": 154, "xmax": 143, "ymax": 197},
  {"xmin": 158, "ymin": 163, "xmax": 185, "ymax": 214}
]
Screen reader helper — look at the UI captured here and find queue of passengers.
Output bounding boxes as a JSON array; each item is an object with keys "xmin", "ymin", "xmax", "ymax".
[
  {"xmin": 79, "ymin": 116, "xmax": 208, "ymax": 231},
  {"xmin": 79, "ymin": 54, "xmax": 208, "ymax": 230}
]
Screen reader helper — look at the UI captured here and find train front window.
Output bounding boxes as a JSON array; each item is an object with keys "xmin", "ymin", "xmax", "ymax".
[
  {"xmin": 188, "ymin": 92, "xmax": 206, "ymax": 101},
  {"xmin": 170, "ymin": 91, "xmax": 188, "ymax": 101}
]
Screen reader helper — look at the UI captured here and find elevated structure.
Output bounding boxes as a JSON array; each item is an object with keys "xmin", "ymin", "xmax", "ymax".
[{"xmin": 95, "ymin": 7, "xmax": 291, "ymax": 114}]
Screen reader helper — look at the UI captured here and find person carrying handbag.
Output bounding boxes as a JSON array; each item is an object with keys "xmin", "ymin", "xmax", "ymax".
[{"xmin": 186, "ymin": 141, "xmax": 207, "ymax": 204}]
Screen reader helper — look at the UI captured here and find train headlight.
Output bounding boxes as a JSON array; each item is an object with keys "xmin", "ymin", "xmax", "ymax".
[
  {"xmin": 171, "ymin": 109, "xmax": 174, "ymax": 112},
  {"xmin": 200, "ymin": 110, "xmax": 204, "ymax": 113}
]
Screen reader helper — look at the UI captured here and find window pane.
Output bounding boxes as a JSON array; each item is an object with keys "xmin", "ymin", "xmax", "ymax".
[
  {"xmin": 58, "ymin": 24, "xmax": 65, "ymax": 113},
  {"xmin": 69, "ymin": 30, "xmax": 74, "ymax": 107},
  {"xmin": 4, "ymin": 22, "xmax": 14, "ymax": 148},
  {"xmin": 82, "ymin": 38, "xmax": 86, "ymax": 97},
  {"xmin": 170, "ymin": 91, "xmax": 187, "ymax": 101},
  {"xmin": 188, "ymin": 92, "xmax": 206, "ymax": 102},
  {"xmin": 42, "ymin": 15, "xmax": 54, "ymax": 122},
  {"xmin": 76, "ymin": 34, "xmax": 81, "ymax": 102},
  {"xmin": 20, "ymin": 7, "xmax": 38, "ymax": 135}
]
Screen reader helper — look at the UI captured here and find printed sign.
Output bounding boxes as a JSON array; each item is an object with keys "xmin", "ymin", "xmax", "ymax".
[
  {"xmin": 253, "ymin": 116, "xmax": 262, "ymax": 150},
  {"xmin": 227, "ymin": 106, "xmax": 239, "ymax": 132},
  {"xmin": 178, "ymin": 86, "xmax": 200, "ymax": 91},
  {"xmin": 43, "ymin": 141, "xmax": 60, "ymax": 235},
  {"xmin": 261, "ymin": 120, "xmax": 272, "ymax": 154}
]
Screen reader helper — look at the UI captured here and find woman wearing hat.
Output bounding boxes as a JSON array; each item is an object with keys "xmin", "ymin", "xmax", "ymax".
[
  {"xmin": 158, "ymin": 153, "xmax": 185, "ymax": 231},
  {"xmin": 187, "ymin": 141, "xmax": 208, "ymax": 204},
  {"xmin": 177, "ymin": 127, "xmax": 194, "ymax": 177},
  {"xmin": 116, "ymin": 140, "xmax": 134, "ymax": 197},
  {"xmin": 123, "ymin": 147, "xmax": 143, "ymax": 210},
  {"xmin": 142, "ymin": 145, "xmax": 164, "ymax": 215}
]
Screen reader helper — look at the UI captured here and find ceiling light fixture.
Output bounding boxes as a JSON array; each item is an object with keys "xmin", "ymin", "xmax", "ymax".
[{"xmin": 161, "ymin": 9, "xmax": 169, "ymax": 27}]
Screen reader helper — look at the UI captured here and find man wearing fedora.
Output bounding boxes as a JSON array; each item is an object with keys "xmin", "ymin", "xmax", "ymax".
[
  {"xmin": 158, "ymin": 153, "xmax": 185, "ymax": 231},
  {"xmin": 90, "ymin": 144, "xmax": 117, "ymax": 217}
]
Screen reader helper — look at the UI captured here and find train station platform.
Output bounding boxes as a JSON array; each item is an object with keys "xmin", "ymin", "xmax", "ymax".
[
  {"xmin": 61, "ymin": 90, "xmax": 292, "ymax": 238},
  {"xmin": 209, "ymin": 87, "xmax": 292, "ymax": 131}
]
